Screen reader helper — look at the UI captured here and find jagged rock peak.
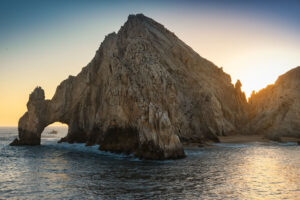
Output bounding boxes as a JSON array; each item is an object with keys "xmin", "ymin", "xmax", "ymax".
[
  {"xmin": 29, "ymin": 87, "xmax": 45, "ymax": 101},
  {"xmin": 128, "ymin": 13, "xmax": 147, "ymax": 20},
  {"xmin": 125, "ymin": 13, "xmax": 165, "ymax": 29},
  {"xmin": 117, "ymin": 13, "xmax": 177, "ymax": 43},
  {"xmin": 127, "ymin": 13, "xmax": 150, "ymax": 23}
]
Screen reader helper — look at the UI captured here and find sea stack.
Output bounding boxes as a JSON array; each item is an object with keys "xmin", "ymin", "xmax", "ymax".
[
  {"xmin": 10, "ymin": 14, "xmax": 248, "ymax": 159},
  {"xmin": 248, "ymin": 66, "xmax": 300, "ymax": 139}
]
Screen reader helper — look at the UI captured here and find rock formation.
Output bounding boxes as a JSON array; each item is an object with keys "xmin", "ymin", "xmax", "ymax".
[
  {"xmin": 248, "ymin": 66, "xmax": 300, "ymax": 139},
  {"xmin": 10, "ymin": 14, "xmax": 248, "ymax": 159}
]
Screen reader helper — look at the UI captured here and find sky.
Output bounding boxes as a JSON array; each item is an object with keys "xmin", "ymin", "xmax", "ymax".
[{"xmin": 0, "ymin": 0, "xmax": 299, "ymax": 126}]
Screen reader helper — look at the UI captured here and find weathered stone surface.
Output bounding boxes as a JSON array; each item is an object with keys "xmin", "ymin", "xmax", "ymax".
[
  {"xmin": 10, "ymin": 14, "xmax": 248, "ymax": 159},
  {"xmin": 248, "ymin": 66, "xmax": 300, "ymax": 139}
]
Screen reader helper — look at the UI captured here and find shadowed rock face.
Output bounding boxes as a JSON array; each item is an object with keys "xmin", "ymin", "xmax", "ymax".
[
  {"xmin": 248, "ymin": 66, "xmax": 300, "ymax": 139},
  {"xmin": 10, "ymin": 14, "xmax": 248, "ymax": 159}
]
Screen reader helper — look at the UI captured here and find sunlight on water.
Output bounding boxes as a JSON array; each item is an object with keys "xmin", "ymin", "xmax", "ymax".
[
  {"xmin": 1, "ymin": 127, "xmax": 299, "ymax": 199},
  {"xmin": 238, "ymin": 148, "xmax": 300, "ymax": 199}
]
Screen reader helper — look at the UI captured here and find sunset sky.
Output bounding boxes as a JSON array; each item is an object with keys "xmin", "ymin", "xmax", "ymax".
[{"xmin": 1, "ymin": 0, "xmax": 299, "ymax": 126}]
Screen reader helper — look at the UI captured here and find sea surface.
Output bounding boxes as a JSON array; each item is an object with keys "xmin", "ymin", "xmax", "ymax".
[{"xmin": 0, "ymin": 127, "xmax": 299, "ymax": 200}]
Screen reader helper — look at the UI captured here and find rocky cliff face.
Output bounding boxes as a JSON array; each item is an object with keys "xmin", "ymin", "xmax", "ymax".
[
  {"xmin": 10, "ymin": 14, "xmax": 248, "ymax": 159},
  {"xmin": 248, "ymin": 66, "xmax": 300, "ymax": 139}
]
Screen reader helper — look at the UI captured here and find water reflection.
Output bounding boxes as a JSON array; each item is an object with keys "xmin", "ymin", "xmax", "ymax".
[
  {"xmin": 1, "ymin": 127, "xmax": 299, "ymax": 199},
  {"xmin": 238, "ymin": 147, "xmax": 300, "ymax": 199}
]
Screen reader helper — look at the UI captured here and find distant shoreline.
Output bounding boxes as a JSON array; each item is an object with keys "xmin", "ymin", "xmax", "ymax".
[
  {"xmin": 183, "ymin": 135, "xmax": 300, "ymax": 148},
  {"xmin": 218, "ymin": 135, "xmax": 299, "ymax": 143}
]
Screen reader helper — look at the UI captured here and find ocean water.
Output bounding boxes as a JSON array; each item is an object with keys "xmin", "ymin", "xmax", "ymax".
[{"xmin": 0, "ymin": 127, "xmax": 299, "ymax": 200}]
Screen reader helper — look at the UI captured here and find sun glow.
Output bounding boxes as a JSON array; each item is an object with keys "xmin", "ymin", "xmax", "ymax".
[
  {"xmin": 225, "ymin": 49, "xmax": 299, "ymax": 98},
  {"xmin": 0, "ymin": 1, "xmax": 299, "ymax": 125}
]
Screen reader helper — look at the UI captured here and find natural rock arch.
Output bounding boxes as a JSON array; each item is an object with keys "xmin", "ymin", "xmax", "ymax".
[
  {"xmin": 10, "ymin": 14, "xmax": 249, "ymax": 160},
  {"xmin": 11, "ymin": 87, "xmax": 68, "ymax": 145}
]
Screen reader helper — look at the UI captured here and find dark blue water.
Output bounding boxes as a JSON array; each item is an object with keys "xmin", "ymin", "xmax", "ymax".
[{"xmin": 1, "ymin": 127, "xmax": 299, "ymax": 199}]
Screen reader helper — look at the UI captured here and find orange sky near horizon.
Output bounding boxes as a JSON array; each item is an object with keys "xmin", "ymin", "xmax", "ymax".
[{"xmin": 0, "ymin": 1, "xmax": 299, "ymax": 126}]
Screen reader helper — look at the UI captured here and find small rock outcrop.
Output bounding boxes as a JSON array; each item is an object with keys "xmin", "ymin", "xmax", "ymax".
[
  {"xmin": 248, "ymin": 66, "xmax": 300, "ymax": 139},
  {"xmin": 10, "ymin": 14, "xmax": 248, "ymax": 159}
]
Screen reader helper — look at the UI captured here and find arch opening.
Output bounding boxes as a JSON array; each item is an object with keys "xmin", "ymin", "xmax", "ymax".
[{"xmin": 41, "ymin": 122, "xmax": 69, "ymax": 144}]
